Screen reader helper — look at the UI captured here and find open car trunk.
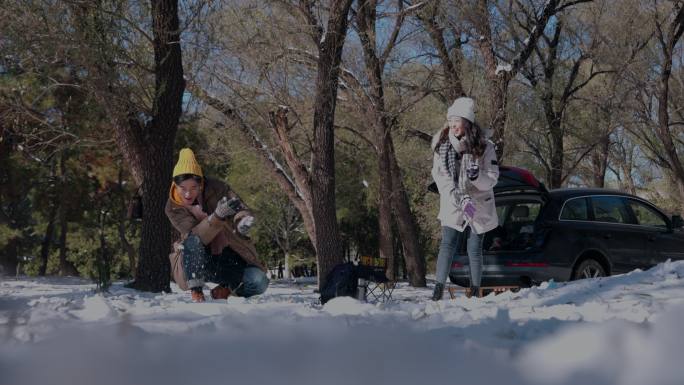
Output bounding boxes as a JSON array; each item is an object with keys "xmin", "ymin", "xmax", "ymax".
[
  {"xmin": 427, "ymin": 166, "xmax": 547, "ymax": 196},
  {"xmin": 494, "ymin": 166, "xmax": 547, "ymax": 195}
]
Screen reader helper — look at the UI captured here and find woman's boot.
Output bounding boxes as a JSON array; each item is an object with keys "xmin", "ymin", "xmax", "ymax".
[
  {"xmin": 467, "ymin": 286, "xmax": 480, "ymax": 298},
  {"xmin": 431, "ymin": 283, "xmax": 444, "ymax": 301}
]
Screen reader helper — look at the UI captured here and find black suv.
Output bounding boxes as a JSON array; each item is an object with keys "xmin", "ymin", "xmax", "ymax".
[{"xmin": 443, "ymin": 167, "xmax": 684, "ymax": 287}]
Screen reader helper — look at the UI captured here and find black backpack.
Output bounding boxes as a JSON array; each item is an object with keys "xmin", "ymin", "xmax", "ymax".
[{"xmin": 320, "ymin": 262, "xmax": 358, "ymax": 305}]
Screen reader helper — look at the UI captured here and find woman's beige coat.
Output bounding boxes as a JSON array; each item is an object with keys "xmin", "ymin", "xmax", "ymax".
[{"xmin": 431, "ymin": 129, "xmax": 500, "ymax": 234}]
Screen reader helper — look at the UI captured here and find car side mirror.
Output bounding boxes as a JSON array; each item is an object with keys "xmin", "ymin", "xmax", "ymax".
[{"xmin": 672, "ymin": 215, "xmax": 684, "ymax": 229}]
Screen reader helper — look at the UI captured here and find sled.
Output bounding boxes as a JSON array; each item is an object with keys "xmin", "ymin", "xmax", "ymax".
[{"xmin": 446, "ymin": 285, "xmax": 519, "ymax": 299}]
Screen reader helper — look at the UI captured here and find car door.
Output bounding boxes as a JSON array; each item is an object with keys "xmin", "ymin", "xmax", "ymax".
[
  {"xmin": 589, "ymin": 196, "xmax": 650, "ymax": 274},
  {"xmin": 626, "ymin": 198, "xmax": 684, "ymax": 264},
  {"xmin": 554, "ymin": 196, "xmax": 596, "ymax": 268}
]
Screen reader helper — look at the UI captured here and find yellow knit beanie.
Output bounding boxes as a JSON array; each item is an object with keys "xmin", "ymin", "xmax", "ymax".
[{"xmin": 172, "ymin": 148, "xmax": 203, "ymax": 178}]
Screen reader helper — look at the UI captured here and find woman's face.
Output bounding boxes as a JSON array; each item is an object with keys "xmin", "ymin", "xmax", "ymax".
[
  {"xmin": 448, "ymin": 117, "xmax": 467, "ymax": 137},
  {"xmin": 175, "ymin": 179, "xmax": 201, "ymax": 206}
]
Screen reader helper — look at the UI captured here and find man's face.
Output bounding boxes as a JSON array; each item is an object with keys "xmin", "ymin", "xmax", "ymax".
[{"xmin": 175, "ymin": 179, "xmax": 200, "ymax": 206}]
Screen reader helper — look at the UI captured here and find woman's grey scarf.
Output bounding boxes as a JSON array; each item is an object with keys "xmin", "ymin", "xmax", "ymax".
[{"xmin": 438, "ymin": 139, "xmax": 460, "ymax": 188}]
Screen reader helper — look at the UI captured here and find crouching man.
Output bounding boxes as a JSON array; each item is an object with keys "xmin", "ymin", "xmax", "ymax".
[{"xmin": 166, "ymin": 148, "xmax": 269, "ymax": 302}]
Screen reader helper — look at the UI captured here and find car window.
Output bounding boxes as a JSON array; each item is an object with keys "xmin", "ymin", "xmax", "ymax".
[
  {"xmin": 486, "ymin": 201, "xmax": 542, "ymax": 252},
  {"xmin": 560, "ymin": 198, "xmax": 588, "ymax": 220},
  {"xmin": 496, "ymin": 205, "xmax": 507, "ymax": 226},
  {"xmin": 628, "ymin": 199, "xmax": 668, "ymax": 229},
  {"xmin": 591, "ymin": 196, "xmax": 633, "ymax": 224}
]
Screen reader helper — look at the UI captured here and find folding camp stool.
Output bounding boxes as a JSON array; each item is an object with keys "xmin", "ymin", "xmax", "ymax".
[
  {"xmin": 363, "ymin": 279, "xmax": 396, "ymax": 303},
  {"xmin": 357, "ymin": 255, "xmax": 394, "ymax": 303}
]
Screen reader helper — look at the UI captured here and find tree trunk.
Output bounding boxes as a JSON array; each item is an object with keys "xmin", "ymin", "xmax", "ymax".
[
  {"xmin": 118, "ymin": 168, "xmax": 137, "ymax": 278},
  {"xmin": 549, "ymin": 120, "xmax": 564, "ymax": 189},
  {"xmin": 118, "ymin": 214, "xmax": 136, "ymax": 279},
  {"xmin": 0, "ymin": 136, "xmax": 18, "ymax": 276},
  {"xmin": 611, "ymin": 133, "xmax": 637, "ymax": 195},
  {"xmin": 96, "ymin": 209, "xmax": 112, "ymax": 291},
  {"xmin": 389, "ymin": 144, "xmax": 426, "ymax": 287},
  {"xmin": 355, "ymin": 0, "xmax": 426, "ymax": 285},
  {"xmin": 56, "ymin": 200, "xmax": 79, "ymax": 277},
  {"xmin": 655, "ymin": 8, "xmax": 684, "ymax": 213},
  {"xmin": 39, "ymin": 159, "xmax": 59, "ymax": 276},
  {"xmin": 125, "ymin": 0, "xmax": 185, "ymax": 292},
  {"xmin": 620, "ymin": 164, "xmax": 637, "ymax": 195},
  {"xmin": 355, "ymin": 1, "xmax": 395, "ymax": 280},
  {"xmin": 376, "ymin": 125, "xmax": 395, "ymax": 279},
  {"xmin": 0, "ymin": 238, "xmax": 19, "ymax": 276},
  {"xmin": 269, "ymin": 108, "xmax": 317, "ymax": 249},
  {"xmin": 129, "ymin": 145, "xmax": 176, "ymax": 291},
  {"xmin": 284, "ymin": 252, "xmax": 291, "ymax": 279},
  {"xmin": 56, "ymin": 205, "xmax": 75, "ymax": 276},
  {"xmin": 474, "ymin": 0, "xmax": 512, "ymax": 160},
  {"xmin": 57, "ymin": 154, "xmax": 79, "ymax": 277},
  {"xmin": 591, "ymin": 135, "xmax": 610, "ymax": 188},
  {"xmin": 488, "ymin": 76, "xmax": 512, "ymax": 160},
  {"xmin": 310, "ymin": 0, "xmax": 354, "ymax": 288},
  {"xmin": 38, "ymin": 202, "xmax": 58, "ymax": 276}
]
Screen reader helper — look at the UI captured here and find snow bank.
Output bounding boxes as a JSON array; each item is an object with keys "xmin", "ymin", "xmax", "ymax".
[
  {"xmin": 519, "ymin": 304, "xmax": 684, "ymax": 385},
  {"xmin": 3, "ymin": 260, "xmax": 684, "ymax": 385}
]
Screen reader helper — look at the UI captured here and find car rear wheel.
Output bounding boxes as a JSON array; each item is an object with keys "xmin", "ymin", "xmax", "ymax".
[{"xmin": 572, "ymin": 259, "xmax": 606, "ymax": 280}]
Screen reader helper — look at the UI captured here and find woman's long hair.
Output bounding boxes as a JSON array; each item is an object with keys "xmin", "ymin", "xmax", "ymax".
[
  {"xmin": 434, "ymin": 119, "xmax": 487, "ymax": 158},
  {"xmin": 433, "ymin": 122, "xmax": 450, "ymax": 153}
]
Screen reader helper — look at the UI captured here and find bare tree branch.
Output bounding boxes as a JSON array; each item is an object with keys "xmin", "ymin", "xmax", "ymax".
[{"xmin": 187, "ymin": 81, "xmax": 307, "ymax": 203}]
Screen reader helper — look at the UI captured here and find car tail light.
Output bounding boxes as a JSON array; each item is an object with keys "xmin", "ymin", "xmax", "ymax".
[
  {"xmin": 451, "ymin": 262, "xmax": 463, "ymax": 268},
  {"xmin": 505, "ymin": 262, "xmax": 549, "ymax": 267}
]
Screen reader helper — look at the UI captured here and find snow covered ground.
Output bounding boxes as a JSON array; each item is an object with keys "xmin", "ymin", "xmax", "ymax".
[{"xmin": 2, "ymin": 261, "xmax": 684, "ymax": 385}]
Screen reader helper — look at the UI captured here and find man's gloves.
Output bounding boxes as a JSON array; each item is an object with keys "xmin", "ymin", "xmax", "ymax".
[
  {"xmin": 227, "ymin": 197, "xmax": 242, "ymax": 212},
  {"xmin": 237, "ymin": 215, "xmax": 255, "ymax": 236},
  {"xmin": 214, "ymin": 197, "xmax": 242, "ymax": 220},
  {"xmin": 460, "ymin": 195, "xmax": 476, "ymax": 221},
  {"xmin": 466, "ymin": 162, "xmax": 479, "ymax": 181},
  {"xmin": 214, "ymin": 197, "xmax": 253, "ymax": 235},
  {"xmin": 214, "ymin": 197, "xmax": 235, "ymax": 219}
]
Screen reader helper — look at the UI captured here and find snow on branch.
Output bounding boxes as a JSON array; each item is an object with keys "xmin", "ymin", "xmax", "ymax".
[
  {"xmin": 508, "ymin": 0, "xmax": 559, "ymax": 76},
  {"xmin": 495, "ymin": 63, "xmax": 513, "ymax": 75}
]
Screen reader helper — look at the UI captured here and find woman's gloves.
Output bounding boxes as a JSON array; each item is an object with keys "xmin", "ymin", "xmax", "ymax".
[
  {"xmin": 460, "ymin": 195, "xmax": 477, "ymax": 221},
  {"xmin": 466, "ymin": 162, "xmax": 479, "ymax": 181}
]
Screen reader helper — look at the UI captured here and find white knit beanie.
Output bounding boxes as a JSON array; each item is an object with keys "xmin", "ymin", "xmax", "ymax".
[{"xmin": 446, "ymin": 97, "xmax": 475, "ymax": 124}]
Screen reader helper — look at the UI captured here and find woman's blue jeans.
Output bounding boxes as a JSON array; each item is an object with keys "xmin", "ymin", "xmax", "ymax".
[
  {"xmin": 435, "ymin": 226, "xmax": 484, "ymax": 287},
  {"xmin": 182, "ymin": 235, "xmax": 269, "ymax": 297}
]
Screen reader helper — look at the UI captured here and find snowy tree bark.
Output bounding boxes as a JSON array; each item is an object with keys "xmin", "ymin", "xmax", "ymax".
[
  {"xmin": 309, "ymin": 0, "xmax": 354, "ymax": 288},
  {"xmin": 121, "ymin": 0, "xmax": 185, "ymax": 292}
]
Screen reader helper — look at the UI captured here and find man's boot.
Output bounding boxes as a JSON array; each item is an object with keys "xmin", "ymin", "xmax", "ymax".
[
  {"xmin": 191, "ymin": 287, "xmax": 205, "ymax": 303},
  {"xmin": 431, "ymin": 282, "xmax": 444, "ymax": 301},
  {"xmin": 210, "ymin": 285, "xmax": 232, "ymax": 300}
]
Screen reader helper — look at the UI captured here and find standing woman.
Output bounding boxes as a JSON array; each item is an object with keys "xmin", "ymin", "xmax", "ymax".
[{"xmin": 430, "ymin": 97, "xmax": 499, "ymax": 300}]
